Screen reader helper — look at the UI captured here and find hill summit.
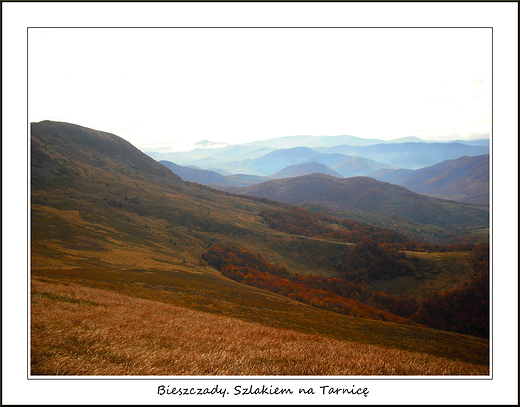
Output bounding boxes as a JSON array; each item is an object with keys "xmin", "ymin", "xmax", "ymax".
[{"xmin": 227, "ymin": 173, "xmax": 488, "ymax": 229}]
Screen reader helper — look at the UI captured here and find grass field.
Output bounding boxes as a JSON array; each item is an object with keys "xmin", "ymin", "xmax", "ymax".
[{"xmin": 31, "ymin": 277, "xmax": 488, "ymax": 376}]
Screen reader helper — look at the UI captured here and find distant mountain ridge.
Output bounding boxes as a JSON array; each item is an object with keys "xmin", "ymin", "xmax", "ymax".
[
  {"xmin": 227, "ymin": 174, "xmax": 489, "ymax": 233},
  {"xmin": 145, "ymin": 135, "xmax": 489, "ymax": 171},
  {"xmin": 158, "ymin": 150, "xmax": 394, "ymax": 187},
  {"xmin": 159, "ymin": 160, "xmax": 269, "ymax": 188},
  {"xmin": 271, "ymin": 162, "xmax": 343, "ymax": 179},
  {"xmin": 370, "ymin": 155, "xmax": 489, "ymax": 205},
  {"xmin": 316, "ymin": 142, "xmax": 489, "ymax": 169}
]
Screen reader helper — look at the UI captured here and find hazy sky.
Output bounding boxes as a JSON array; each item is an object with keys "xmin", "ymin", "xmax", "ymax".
[{"xmin": 29, "ymin": 27, "xmax": 491, "ymax": 152}]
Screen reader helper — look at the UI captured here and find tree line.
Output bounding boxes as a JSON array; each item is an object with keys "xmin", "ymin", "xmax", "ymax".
[
  {"xmin": 201, "ymin": 242, "xmax": 489, "ymax": 338},
  {"xmin": 260, "ymin": 207, "xmax": 479, "ymax": 252}
]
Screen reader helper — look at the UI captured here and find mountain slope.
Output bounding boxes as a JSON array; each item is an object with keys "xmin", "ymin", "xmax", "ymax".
[
  {"xmin": 32, "ymin": 120, "xmax": 181, "ymax": 185},
  {"xmin": 159, "ymin": 160, "xmax": 233, "ymax": 186},
  {"xmin": 159, "ymin": 160, "xmax": 270, "ymax": 188},
  {"xmin": 370, "ymin": 155, "xmax": 489, "ymax": 205},
  {"xmin": 228, "ymin": 174, "xmax": 489, "ymax": 232}
]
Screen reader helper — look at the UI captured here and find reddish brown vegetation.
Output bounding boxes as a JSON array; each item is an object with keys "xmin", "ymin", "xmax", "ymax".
[
  {"xmin": 412, "ymin": 244, "xmax": 489, "ymax": 338},
  {"xmin": 260, "ymin": 207, "xmax": 408, "ymax": 243},
  {"xmin": 202, "ymin": 244, "xmax": 410, "ymax": 324},
  {"xmin": 202, "ymin": 242, "xmax": 490, "ymax": 338},
  {"xmin": 260, "ymin": 207, "xmax": 478, "ymax": 252}
]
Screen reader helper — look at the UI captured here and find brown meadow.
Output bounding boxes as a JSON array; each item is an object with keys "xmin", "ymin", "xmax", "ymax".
[{"xmin": 31, "ymin": 278, "xmax": 488, "ymax": 376}]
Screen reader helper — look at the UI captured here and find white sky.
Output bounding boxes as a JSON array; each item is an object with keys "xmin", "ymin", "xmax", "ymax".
[{"xmin": 29, "ymin": 27, "xmax": 491, "ymax": 151}]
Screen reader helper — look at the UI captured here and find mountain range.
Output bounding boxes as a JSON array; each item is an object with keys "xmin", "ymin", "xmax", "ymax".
[
  {"xmin": 315, "ymin": 142, "xmax": 489, "ymax": 169},
  {"xmin": 158, "ymin": 152, "xmax": 489, "ymax": 206},
  {"xmin": 146, "ymin": 136, "xmax": 489, "ymax": 171}
]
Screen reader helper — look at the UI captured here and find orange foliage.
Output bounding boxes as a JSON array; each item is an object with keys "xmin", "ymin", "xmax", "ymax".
[
  {"xmin": 202, "ymin": 244, "xmax": 409, "ymax": 325},
  {"xmin": 202, "ymin": 243, "xmax": 490, "ymax": 338}
]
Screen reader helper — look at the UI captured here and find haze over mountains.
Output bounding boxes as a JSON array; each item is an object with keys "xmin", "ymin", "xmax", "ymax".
[
  {"xmin": 146, "ymin": 134, "xmax": 489, "ymax": 171},
  {"xmin": 153, "ymin": 134, "xmax": 489, "ymax": 206}
]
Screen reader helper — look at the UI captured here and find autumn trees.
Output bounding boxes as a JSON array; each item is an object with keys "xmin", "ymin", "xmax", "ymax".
[
  {"xmin": 202, "ymin": 244, "xmax": 409, "ymax": 324},
  {"xmin": 259, "ymin": 207, "xmax": 408, "ymax": 244},
  {"xmin": 337, "ymin": 238, "xmax": 418, "ymax": 282},
  {"xmin": 411, "ymin": 243, "xmax": 490, "ymax": 338},
  {"xmin": 260, "ymin": 206, "xmax": 480, "ymax": 252},
  {"xmin": 202, "ymin": 242, "xmax": 489, "ymax": 338}
]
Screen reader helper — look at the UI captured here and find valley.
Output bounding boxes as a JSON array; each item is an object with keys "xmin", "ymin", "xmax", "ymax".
[{"xmin": 30, "ymin": 121, "xmax": 490, "ymax": 376}]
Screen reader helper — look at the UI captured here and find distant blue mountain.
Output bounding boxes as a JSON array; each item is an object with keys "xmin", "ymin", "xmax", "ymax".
[
  {"xmin": 270, "ymin": 162, "xmax": 343, "ymax": 179},
  {"xmin": 370, "ymin": 154, "xmax": 489, "ymax": 205},
  {"xmin": 159, "ymin": 160, "xmax": 269, "ymax": 188},
  {"xmin": 319, "ymin": 142, "xmax": 489, "ymax": 169}
]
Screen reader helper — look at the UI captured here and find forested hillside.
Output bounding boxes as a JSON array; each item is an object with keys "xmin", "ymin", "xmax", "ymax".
[{"xmin": 227, "ymin": 174, "xmax": 489, "ymax": 243}]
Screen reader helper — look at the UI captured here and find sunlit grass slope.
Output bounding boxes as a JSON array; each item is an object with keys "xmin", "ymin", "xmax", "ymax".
[{"xmin": 31, "ymin": 276, "xmax": 488, "ymax": 376}]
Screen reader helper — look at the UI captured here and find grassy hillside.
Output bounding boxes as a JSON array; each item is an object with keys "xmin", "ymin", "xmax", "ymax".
[
  {"xmin": 227, "ymin": 174, "xmax": 489, "ymax": 243},
  {"xmin": 32, "ymin": 271, "xmax": 488, "ymax": 375},
  {"xmin": 30, "ymin": 121, "xmax": 489, "ymax": 375}
]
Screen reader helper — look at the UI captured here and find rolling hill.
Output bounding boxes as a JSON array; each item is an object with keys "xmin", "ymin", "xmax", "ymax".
[
  {"xmin": 227, "ymin": 174, "xmax": 489, "ymax": 242},
  {"xmin": 30, "ymin": 121, "xmax": 489, "ymax": 376},
  {"xmin": 271, "ymin": 162, "xmax": 343, "ymax": 179},
  {"xmin": 304, "ymin": 153, "xmax": 392, "ymax": 177},
  {"xmin": 206, "ymin": 147, "xmax": 395, "ymax": 177},
  {"xmin": 370, "ymin": 154, "xmax": 489, "ymax": 205},
  {"xmin": 220, "ymin": 146, "xmax": 320, "ymax": 175}
]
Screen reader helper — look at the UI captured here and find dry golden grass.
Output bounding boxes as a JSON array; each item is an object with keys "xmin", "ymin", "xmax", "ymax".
[{"xmin": 31, "ymin": 278, "xmax": 488, "ymax": 376}]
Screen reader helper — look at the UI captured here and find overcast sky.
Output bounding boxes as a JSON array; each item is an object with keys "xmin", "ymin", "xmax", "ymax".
[{"xmin": 29, "ymin": 27, "xmax": 491, "ymax": 152}]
